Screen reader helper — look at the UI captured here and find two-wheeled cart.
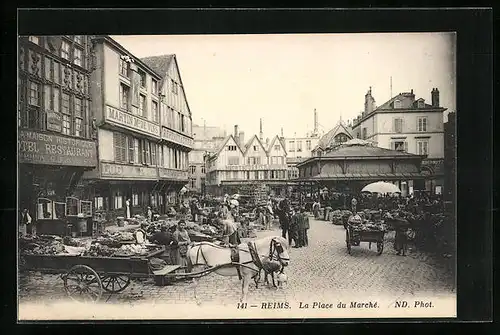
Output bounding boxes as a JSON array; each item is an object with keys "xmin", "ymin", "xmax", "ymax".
[
  {"xmin": 345, "ymin": 224, "xmax": 385, "ymax": 255},
  {"xmin": 19, "ymin": 247, "xmax": 184, "ymax": 303}
]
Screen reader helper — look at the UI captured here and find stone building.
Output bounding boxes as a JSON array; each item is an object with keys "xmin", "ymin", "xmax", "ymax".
[{"xmin": 350, "ymin": 87, "xmax": 447, "ymax": 195}]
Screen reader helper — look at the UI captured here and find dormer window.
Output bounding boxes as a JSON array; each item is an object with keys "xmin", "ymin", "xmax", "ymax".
[
  {"xmin": 417, "ymin": 100, "xmax": 425, "ymax": 108},
  {"xmin": 394, "ymin": 99, "xmax": 402, "ymax": 109}
]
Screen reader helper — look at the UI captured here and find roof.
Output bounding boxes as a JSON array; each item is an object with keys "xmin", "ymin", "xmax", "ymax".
[
  {"xmin": 140, "ymin": 55, "xmax": 175, "ymax": 79},
  {"xmin": 192, "ymin": 125, "xmax": 226, "ymax": 141},
  {"xmin": 268, "ymin": 135, "xmax": 288, "ymax": 156},
  {"xmin": 315, "ymin": 120, "xmax": 354, "ymax": 150},
  {"xmin": 376, "ymin": 92, "xmax": 435, "ymax": 110},
  {"xmin": 298, "ymin": 172, "xmax": 428, "ymax": 181},
  {"xmin": 208, "ymin": 135, "xmax": 244, "ymax": 159},
  {"xmin": 243, "ymin": 135, "xmax": 267, "ymax": 155}
]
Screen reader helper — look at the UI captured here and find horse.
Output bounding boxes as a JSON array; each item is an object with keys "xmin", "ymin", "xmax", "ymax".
[{"xmin": 186, "ymin": 236, "xmax": 290, "ymax": 302}]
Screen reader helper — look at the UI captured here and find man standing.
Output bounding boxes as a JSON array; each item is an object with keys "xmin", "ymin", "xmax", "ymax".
[
  {"xmin": 290, "ymin": 208, "xmax": 300, "ymax": 248},
  {"xmin": 19, "ymin": 208, "xmax": 31, "ymax": 237},
  {"xmin": 296, "ymin": 207, "xmax": 306, "ymax": 248},
  {"xmin": 278, "ymin": 199, "xmax": 291, "ymax": 244}
]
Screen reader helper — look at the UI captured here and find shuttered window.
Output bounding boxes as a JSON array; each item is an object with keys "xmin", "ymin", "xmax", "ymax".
[
  {"xmin": 393, "ymin": 118, "xmax": 403, "ymax": 133},
  {"xmin": 128, "ymin": 137, "xmax": 135, "ymax": 163},
  {"xmin": 114, "ymin": 132, "xmax": 127, "ymax": 163}
]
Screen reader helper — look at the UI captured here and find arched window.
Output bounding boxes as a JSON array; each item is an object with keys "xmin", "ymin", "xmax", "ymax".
[{"xmin": 394, "ymin": 99, "xmax": 402, "ymax": 108}]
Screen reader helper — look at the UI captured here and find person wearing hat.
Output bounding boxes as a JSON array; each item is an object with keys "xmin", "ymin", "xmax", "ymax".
[
  {"xmin": 290, "ymin": 207, "xmax": 300, "ymax": 248},
  {"xmin": 146, "ymin": 206, "xmax": 153, "ymax": 222}
]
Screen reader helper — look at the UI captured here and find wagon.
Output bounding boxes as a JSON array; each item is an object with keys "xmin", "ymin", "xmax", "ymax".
[
  {"xmin": 345, "ymin": 224, "xmax": 385, "ymax": 255},
  {"xmin": 19, "ymin": 246, "xmax": 183, "ymax": 303}
]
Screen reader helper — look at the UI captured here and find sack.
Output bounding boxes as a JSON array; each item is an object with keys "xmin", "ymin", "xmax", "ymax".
[{"xmin": 149, "ymin": 257, "xmax": 167, "ymax": 271}]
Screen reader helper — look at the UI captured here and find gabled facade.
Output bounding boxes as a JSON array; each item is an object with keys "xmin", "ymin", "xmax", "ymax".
[
  {"xmin": 312, "ymin": 119, "xmax": 354, "ymax": 157},
  {"xmin": 205, "ymin": 126, "xmax": 288, "ymax": 196}
]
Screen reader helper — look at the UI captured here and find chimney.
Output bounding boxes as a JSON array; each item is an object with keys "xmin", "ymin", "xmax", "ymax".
[
  {"xmin": 431, "ymin": 88, "xmax": 440, "ymax": 107},
  {"xmin": 281, "ymin": 127, "xmax": 284, "ymax": 137},
  {"xmin": 259, "ymin": 118, "xmax": 264, "ymax": 141},
  {"xmin": 234, "ymin": 125, "xmax": 239, "ymax": 145},
  {"xmin": 239, "ymin": 131, "xmax": 245, "ymax": 147},
  {"xmin": 313, "ymin": 108, "xmax": 318, "ymax": 135},
  {"xmin": 364, "ymin": 87, "xmax": 374, "ymax": 115}
]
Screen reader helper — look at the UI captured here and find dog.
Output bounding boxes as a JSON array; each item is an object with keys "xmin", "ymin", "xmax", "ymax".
[{"xmin": 276, "ymin": 272, "xmax": 288, "ymax": 289}]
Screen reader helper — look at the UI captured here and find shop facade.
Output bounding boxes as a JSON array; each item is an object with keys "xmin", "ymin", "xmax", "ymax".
[{"xmin": 18, "ymin": 35, "xmax": 97, "ymax": 235}]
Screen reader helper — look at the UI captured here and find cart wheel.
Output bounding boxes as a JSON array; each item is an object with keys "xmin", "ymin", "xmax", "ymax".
[
  {"xmin": 377, "ymin": 242, "xmax": 384, "ymax": 255},
  {"xmin": 62, "ymin": 265, "xmax": 103, "ymax": 303},
  {"xmin": 101, "ymin": 275, "xmax": 131, "ymax": 293}
]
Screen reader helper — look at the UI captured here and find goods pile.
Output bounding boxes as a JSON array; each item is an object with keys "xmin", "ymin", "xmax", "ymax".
[
  {"xmin": 347, "ymin": 214, "xmax": 385, "ymax": 232},
  {"xmin": 20, "ymin": 235, "xmax": 67, "ymax": 255},
  {"xmin": 331, "ymin": 210, "xmax": 352, "ymax": 225}
]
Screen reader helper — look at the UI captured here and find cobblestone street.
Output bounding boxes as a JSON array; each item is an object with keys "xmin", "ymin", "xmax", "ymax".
[{"xmin": 18, "ymin": 217, "xmax": 455, "ymax": 307}]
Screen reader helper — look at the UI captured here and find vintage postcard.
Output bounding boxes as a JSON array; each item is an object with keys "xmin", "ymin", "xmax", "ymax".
[{"xmin": 17, "ymin": 32, "xmax": 456, "ymax": 320}]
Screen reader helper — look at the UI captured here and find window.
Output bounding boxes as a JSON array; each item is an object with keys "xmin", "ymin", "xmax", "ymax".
[
  {"xmin": 297, "ymin": 141, "xmax": 303, "ymax": 152},
  {"xmin": 171, "ymin": 79, "xmax": 178, "ymax": 94},
  {"xmin": 152, "ymin": 79, "xmax": 158, "ymax": 95},
  {"xmin": 74, "ymin": 118, "xmax": 83, "ymax": 137},
  {"xmin": 139, "ymin": 94, "xmax": 146, "ymax": 116},
  {"xmin": 393, "ymin": 141, "xmax": 407, "ymax": 152},
  {"xmin": 119, "ymin": 58, "xmax": 129, "ymax": 77},
  {"xmin": 74, "ymin": 35, "xmax": 82, "ymax": 44},
  {"xmin": 120, "ymin": 83, "xmax": 129, "ymax": 110},
  {"xmin": 73, "ymin": 47, "xmax": 83, "ymax": 67},
  {"xmin": 201, "ymin": 166, "xmax": 206, "ymax": 174},
  {"xmin": 152, "ymin": 101, "xmax": 158, "ymax": 122},
  {"xmin": 143, "ymin": 140, "xmax": 151, "ymax": 165},
  {"xmin": 394, "ymin": 99, "xmax": 402, "ymax": 108},
  {"xmin": 139, "ymin": 70, "xmax": 146, "ymax": 88},
  {"xmin": 362, "ymin": 127, "xmax": 367, "ymax": 139},
  {"xmin": 128, "ymin": 137, "xmax": 135, "ymax": 163},
  {"xmin": 417, "ymin": 140, "xmax": 429, "ymax": 155},
  {"xmin": 44, "ymin": 57, "xmax": 52, "ymax": 80},
  {"xmin": 62, "ymin": 115, "xmax": 71, "ymax": 135},
  {"xmin": 114, "ymin": 132, "xmax": 127, "ymax": 163},
  {"xmin": 61, "ymin": 41, "xmax": 70, "ymax": 60},
  {"xmin": 53, "ymin": 87, "xmax": 60, "ymax": 112},
  {"xmin": 190, "ymin": 166, "xmax": 196, "ymax": 174},
  {"xmin": 114, "ymin": 194, "xmax": 123, "ymax": 210},
  {"xmin": 253, "ymin": 145, "xmax": 259, "ymax": 151},
  {"xmin": 289, "ymin": 141, "xmax": 295, "ymax": 152},
  {"xmin": 53, "ymin": 61, "xmax": 60, "ymax": 84},
  {"xmin": 44, "ymin": 85, "xmax": 51, "ymax": 110},
  {"xmin": 228, "ymin": 157, "xmax": 239, "ymax": 165},
  {"xmin": 134, "ymin": 138, "xmax": 139, "ymax": 163},
  {"xmin": 151, "ymin": 143, "xmax": 157, "ymax": 166},
  {"xmin": 274, "ymin": 145, "xmax": 280, "ymax": 151},
  {"xmin": 306, "ymin": 140, "xmax": 311, "ymax": 150},
  {"xmin": 61, "ymin": 93, "xmax": 70, "ymax": 114},
  {"xmin": 393, "ymin": 118, "xmax": 403, "ymax": 133},
  {"xmin": 417, "ymin": 100, "xmax": 425, "ymax": 108},
  {"xmin": 227, "ymin": 145, "xmax": 237, "ymax": 151},
  {"xmin": 28, "ymin": 81, "xmax": 41, "ymax": 106},
  {"xmin": 417, "ymin": 117, "xmax": 428, "ymax": 132},
  {"xmin": 29, "ymin": 36, "xmax": 39, "ymax": 45}
]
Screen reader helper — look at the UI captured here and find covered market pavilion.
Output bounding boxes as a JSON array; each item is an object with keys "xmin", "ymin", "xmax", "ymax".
[{"xmin": 295, "ymin": 139, "xmax": 428, "ymax": 197}]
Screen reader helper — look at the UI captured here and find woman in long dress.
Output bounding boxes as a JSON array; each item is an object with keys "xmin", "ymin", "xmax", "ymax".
[{"xmin": 172, "ymin": 220, "xmax": 192, "ymax": 269}]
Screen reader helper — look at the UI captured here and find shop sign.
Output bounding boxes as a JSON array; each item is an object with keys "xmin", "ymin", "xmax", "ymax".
[
  {"xmin": 161, "ymin": 127, "xmax": 194, "ymax": 148},
  {"xmin": 18, "ymin": 130, "xmax": 97, "ymax": 167},
  {"xmin": 100, "ymin": 162, "xmax": 158, "ymax": 180},
  {"xmin": 159, "ymin": 167, "xmax": 188, "ymax": 180},
  {"xmin": 46, "ymin": 110, "xmax": 62, "ymax": 132},
  {"xmin": 105, "ymin": 105, "xmax": 160, "ymax": 137}
]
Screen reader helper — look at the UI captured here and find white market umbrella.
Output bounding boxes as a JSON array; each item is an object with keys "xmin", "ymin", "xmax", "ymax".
[
  {"xmin": 180, "ymin": 186, "xmax": 188, "ymax": 194},
  {"xmin": 229, "ymin": 199, "xmax": 239, "ymax": 207},
  {"xmin": 231, "ymin": 194, "xmax": 240, "ymax": 199},
  {"xmin": 361, "ymin": 181, "xmax": 401, "ymax": 194}
]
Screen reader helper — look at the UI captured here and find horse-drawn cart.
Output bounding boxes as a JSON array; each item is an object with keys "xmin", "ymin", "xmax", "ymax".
[
  {"xmin": 345, "ymin": 224, "xmax": 385, "ymax": 255},
  {"xmin": 19, "ymin": 247, "xmax": 183, "ymax": 303}
]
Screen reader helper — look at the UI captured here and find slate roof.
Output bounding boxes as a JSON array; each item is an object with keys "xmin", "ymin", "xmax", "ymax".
[
  {"xmin": 322, "ymin": 143, "xmax": 421, "ymax": 158},
  {"xmin": 140, "ymin": 55, "xmax": 175, "ymax": 78},
  {"xmin": 376, "ymin": 93, "xmax": 435, "ymax": 110}
]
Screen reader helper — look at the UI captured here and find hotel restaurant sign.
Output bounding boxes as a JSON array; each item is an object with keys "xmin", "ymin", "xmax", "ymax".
[
  {"xmin": 106, "ymin": 105, "xmax": 160, "ymax": 138},
  {"xmin": 18, "ymin": 130, "xmax": 97, "ymax": 167},
  {"xmin": 159, "ymin": 167, "xmax": 189, "ymax": 180}
]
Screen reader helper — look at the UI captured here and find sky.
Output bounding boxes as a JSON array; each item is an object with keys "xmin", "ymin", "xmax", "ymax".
[{"xmin": 112, "ymin": 33, "xmax": 456, "ymax": 139}]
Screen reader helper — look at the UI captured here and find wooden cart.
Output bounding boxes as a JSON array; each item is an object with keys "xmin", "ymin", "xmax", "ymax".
[
  {"xmin": 20, "ymin": 247, "xmax": 183, "ymax": 303},
  {"xmin": 345, "ymin": 224, "xmax": 385, "ymax": 255}
]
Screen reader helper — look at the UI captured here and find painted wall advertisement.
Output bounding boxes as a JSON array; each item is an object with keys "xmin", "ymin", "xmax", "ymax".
[
  {"xmin": 100, "ymin": 162, "xmax": 158, "ymax": 180},
  {"xmin": 105, "ymin": 105, "xmax": 160, "ymax": 137},
  {"xmin": 18, "ymin": 130, "xmax": 97, "ymax": 167}
]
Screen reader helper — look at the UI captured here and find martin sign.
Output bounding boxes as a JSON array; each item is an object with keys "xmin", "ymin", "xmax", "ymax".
[
  {"xmin": 105, "ymin": 105, "xmax": 160, "ymax": 138},
  {"xmin": 18, "ymin": 130, "xmax": 97, "ymax": 167}
]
